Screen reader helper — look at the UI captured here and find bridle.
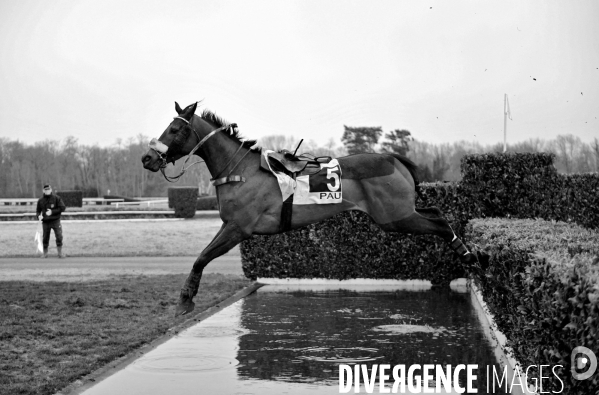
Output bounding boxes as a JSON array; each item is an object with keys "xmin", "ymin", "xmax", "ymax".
[{"xmin": 149, "ymin": 116, "xmax": 249, "ymax": 185}]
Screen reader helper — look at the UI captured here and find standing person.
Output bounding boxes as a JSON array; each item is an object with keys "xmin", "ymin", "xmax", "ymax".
[{"xmin": 36, "ymin": 184, "xmax": 66, "ymax": 258}]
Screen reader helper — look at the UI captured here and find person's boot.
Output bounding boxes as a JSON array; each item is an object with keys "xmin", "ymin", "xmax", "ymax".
[
  {"xmin": 42, "ymin": 247, "xmax": 48, "ymax": 258},
  {"xmin": 57, "ymin": 246, "xmax": 65, "ymax": 259}
]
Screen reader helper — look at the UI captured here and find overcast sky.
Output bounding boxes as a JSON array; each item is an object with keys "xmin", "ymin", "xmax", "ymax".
[{"xmin": 1, "ymin": 0, "xmax": 597, "ymax": 149}]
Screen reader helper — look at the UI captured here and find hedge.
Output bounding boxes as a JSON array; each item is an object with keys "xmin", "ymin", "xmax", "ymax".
[
  {"xmin": 167, "ymin": 187, "xmax": 198, "ymax": 218},
  {"xmin": 461, "ymin": 152, "xmax": 599, "ymax": 229},
  {"xmin": 466, "ymin": 218, "xmax": 599, "ymax": 394},
  {"xmin": 57, "ymin": 190, "xmax": 82, "ymax": 207},
  {"xmin": 241, "ymin": 182, "xmax": 470, "ymax": 285},
  {"xmin": 196, "ymin": 195, "xmax": 218, "ymax": 211}
]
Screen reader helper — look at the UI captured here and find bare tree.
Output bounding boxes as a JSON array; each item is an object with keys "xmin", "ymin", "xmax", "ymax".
[
  {"xmin": 258, "ymin": 135, "xmax": 299, "ymax": 152},
  {"xmin": 552, "ymin": 134, "xmax": 582, "ymax": 173},
  {"xmin": 592, "ymin": 138, "xmax": 599, "ymax": 172}
]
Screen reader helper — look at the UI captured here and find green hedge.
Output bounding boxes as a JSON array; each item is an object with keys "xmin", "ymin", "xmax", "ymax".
[
  {"xmin": 460, "ymin": 152, "xmax": 557, "ymax": 219},
  {"xmin": 57, "ymin": 190, "xmax": 82, "ymax": 207},
  {"xmin": 467, "ymin": 218, "xmax": 599, "ymax": 393},
  {"xmin": 196, "ymin": 195, "xmax": 218, "ymax": 211},
  {"xmin": 167, "ymin": 187, "xmax": 198, "ymax": 218},
  {"xmin": 461, "ymin": 152, "xmax": 599, "ymax": 229},
  {"xmin": 549, "ymin": 173, "xmax": 599, "ymax": 229}
]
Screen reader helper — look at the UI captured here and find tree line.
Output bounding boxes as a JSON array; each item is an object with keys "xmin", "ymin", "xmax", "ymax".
[
  {"xmin": 341, "ymin": 126, "xmax": 599, "ymax": 182},
  {"xmin": 0, "ymin": 136, "xmax": 212, "ymax": 199},
  {"xmin": 1, "ymin": 130, "xmax": 597, "ymax": 198}
]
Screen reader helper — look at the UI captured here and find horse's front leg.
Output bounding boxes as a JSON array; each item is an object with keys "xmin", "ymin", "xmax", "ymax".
[{"xmin": 176, "ymin": 221, "xmax": 248, "ymax": 316}]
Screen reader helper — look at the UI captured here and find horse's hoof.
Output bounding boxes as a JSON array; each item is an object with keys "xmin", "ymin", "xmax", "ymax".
[
  {"xmin": 175, "ymin": 289, "xmax": 196, "ymax": 316},
  {"xmin": 476, "ymin": 251, "xmax": 490, "ymax": 270},
  {"xmin": 461, "ymin": 252, "xmax": 478, "ymax": 265},
  {"xmin": 175, "ymin": 300, "xmax": 195, "ymax": 316}
]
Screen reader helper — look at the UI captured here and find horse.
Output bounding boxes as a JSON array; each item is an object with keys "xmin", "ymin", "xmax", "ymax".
[{"xmin": 141, "ymin": 102, "xmax": 478, "ymax": 316}]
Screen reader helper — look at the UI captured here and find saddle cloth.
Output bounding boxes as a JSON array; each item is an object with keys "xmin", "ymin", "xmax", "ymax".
[{"xmin": 261, "ymin": 150, "xmax": 342, "ymax": 204}]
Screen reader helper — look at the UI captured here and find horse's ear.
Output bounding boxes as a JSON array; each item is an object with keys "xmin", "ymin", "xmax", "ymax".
[
  {"xmin": 188, "ymin": 101, "xmax": 198, "ymax": 116},
  {"xmin": 175, "ymin": 102, "xmax": 183, "ymax": 115}
]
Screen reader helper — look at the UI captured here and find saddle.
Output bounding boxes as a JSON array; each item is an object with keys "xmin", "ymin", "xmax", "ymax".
[
  {"xmin": 260, "ymin": 149, "xmax": 332, "ymax": 178},
  {"xmin": 260, "ymin": 148, "xmax": 333, "ymax": 233}
]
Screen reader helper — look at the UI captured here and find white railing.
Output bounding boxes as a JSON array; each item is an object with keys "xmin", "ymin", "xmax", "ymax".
[
  {"xmin": 113, "ymin": 199, "xmax": 169, "ymax": 208},
  {"xmin": 83, "ymin": 198, "xmax": 125, "ymax": 205},
  {"xmin": 0, "ymin": 198, "xmax": 127, "ymax": 206},
  {"xmin": 0, "ymin": 198, "xmax": 38, "ymax": 206},
  {"xmin": 0, "ymin": 210, "xmax": 174, "ymax": 218}
]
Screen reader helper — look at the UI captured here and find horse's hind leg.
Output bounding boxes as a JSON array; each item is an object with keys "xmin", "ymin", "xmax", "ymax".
[
  {"xmin": 378, "ymin": 210, "xmax": 476, "ymax": 263},
  {"xmin": 379, "ymin": 210, "xmax": 454, "ymax": 241},
  {"xmin": 415, "ymin": 207, "xmax": 443, "ymax": 219}
]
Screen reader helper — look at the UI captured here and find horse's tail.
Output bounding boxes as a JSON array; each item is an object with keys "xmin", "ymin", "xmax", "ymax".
[{"xmin": 385, "ymin": 153, "xmax": 424, "ymax": 202}]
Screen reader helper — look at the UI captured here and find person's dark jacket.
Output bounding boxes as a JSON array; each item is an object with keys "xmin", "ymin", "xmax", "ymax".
[{"xmin": 36, "ymin": 193, "xmax": 66, "ymax": 222}]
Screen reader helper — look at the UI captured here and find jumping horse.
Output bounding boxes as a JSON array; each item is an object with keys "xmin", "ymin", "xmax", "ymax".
[{"xmin": 141, "ymin": 102, "xmax": 478, "ymax": 316}]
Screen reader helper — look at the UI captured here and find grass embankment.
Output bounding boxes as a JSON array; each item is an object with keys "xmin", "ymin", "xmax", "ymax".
[
  {"xmin": 0, "ymin": 218, "xmax": 235, "ymax": 258},
  {"xmin": 0, "ymin": 273, "xmax": 251, "ymax": 395}
]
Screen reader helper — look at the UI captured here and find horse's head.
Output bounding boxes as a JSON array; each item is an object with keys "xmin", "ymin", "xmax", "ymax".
[{"xmin": 141, "ymin": 101, "xmax": 199, "ymax": 172}]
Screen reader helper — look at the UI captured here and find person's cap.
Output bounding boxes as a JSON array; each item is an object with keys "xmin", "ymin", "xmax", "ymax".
[{"xmin": 43, "ymin": 184, "xmax": 51, "ymax": 190}]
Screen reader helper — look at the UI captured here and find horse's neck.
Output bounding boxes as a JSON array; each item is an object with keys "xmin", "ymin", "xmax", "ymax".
[{"xmin": 194, "ymin": 118, "xmax": 254, "ymax": 178}]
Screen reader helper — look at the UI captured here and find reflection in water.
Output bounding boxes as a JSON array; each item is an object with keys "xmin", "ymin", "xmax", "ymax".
[
  {"xmin": 236, "ymin": 288, "xmax": 508, "ymax": 394},
  {"xmin": 133, "ymin": 352, "xmax": 239, "ymax": 373},
  {"xmin": 372, "ymin": 324, "xmax": 449, "ymax": 334}
]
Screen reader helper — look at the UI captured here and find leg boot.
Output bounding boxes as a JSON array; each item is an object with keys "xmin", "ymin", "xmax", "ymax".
[
  {"xmin": 57, "ymin": 246, "xmax": 65, "ymax": 259},
  {"xmin": 42, "ymin": 247, "xmax": 48, "ymax": 258}
]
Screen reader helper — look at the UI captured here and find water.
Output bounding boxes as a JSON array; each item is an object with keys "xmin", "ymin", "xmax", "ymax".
[
  {"xmin": 237, "ymin": 287, "xmax": 507, "ymax": 393},
  {"xmin": 81, "ymin": 285, "xmax": 508, "ymax": 394}
]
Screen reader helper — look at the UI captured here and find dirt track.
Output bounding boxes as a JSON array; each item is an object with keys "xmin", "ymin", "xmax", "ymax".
[{"xmin": 0, "ymin": 251, "xmax": 243, "ymax": 282}]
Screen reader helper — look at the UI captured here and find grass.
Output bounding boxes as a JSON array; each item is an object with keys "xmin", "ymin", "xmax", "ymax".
[
  {"xmin": 0, "ymin": 273, "xmax": 251, "ymax": 395},
  {"xmin": 0, "ymin": 218, "xmax": 237, "ymax": 258}
]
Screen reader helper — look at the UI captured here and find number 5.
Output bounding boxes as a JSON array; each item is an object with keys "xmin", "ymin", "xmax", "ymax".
[{"xmin": 326, "ymin": 166, "xmax": 340, "ymax": 191}]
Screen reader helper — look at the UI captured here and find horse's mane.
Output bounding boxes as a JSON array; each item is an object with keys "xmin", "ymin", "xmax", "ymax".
[{"xmin": 199, "ymin": 109, "xmax": 260, "ymax": 151}]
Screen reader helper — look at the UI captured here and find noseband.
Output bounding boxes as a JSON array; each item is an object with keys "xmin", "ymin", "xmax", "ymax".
[{"xmin": 149, "ymin": 116, "xmax": 238, "ymax": 182}]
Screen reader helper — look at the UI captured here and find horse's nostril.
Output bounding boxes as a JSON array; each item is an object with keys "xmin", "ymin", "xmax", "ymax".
[{"xmin": 142, "ymin": 154, "xmax": 150, "ymax": 164}]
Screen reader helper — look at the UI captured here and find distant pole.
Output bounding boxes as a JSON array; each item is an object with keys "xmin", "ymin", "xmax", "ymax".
[{"xmin": 503, "ymin": 93, "xmax": 507, "ymax": 153}]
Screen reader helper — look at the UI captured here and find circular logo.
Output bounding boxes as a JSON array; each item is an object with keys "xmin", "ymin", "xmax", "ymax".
[{"xmin": 571, "ymin": 346, "xmax": 597, "ymax": 381}]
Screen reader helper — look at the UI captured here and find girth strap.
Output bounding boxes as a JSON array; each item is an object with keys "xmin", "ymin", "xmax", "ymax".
[{"xmin": 280, "ymin": 193, "xmax": 294, "ymax": 232}]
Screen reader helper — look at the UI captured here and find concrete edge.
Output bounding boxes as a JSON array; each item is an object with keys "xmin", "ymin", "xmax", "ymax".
[
  {"xmin": 55, "ymin": 281, "xmax": 264, "ymax": 395},
  {"xmin": 256, "ymin": 277, "xmax": 469, "ymax": 292},
  {"xmin": 468, "ymin": 279, "xmax": 538, "ymax": 395}
]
